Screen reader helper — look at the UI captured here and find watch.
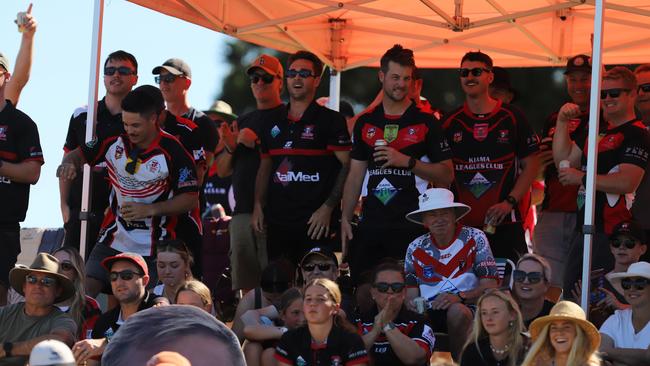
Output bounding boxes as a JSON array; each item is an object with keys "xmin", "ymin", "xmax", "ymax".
[
  {"xmin": 3, "ymin": 342, "xmax": 13, "ymax": 357},
  {"xmin": 407, "ymin": 157, "xmax": 417, "ymax": 170},
  {"xmin": 505, "ymin": 195, "xmax": 517, "ymax": 207},
  {"xmin": 382, "ymin": 322, "xmax": 396, "ymax": 333}
]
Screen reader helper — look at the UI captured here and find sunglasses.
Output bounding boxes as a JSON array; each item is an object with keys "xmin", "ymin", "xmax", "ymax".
[
  {"xmin": 104, "ymin": 66, "xmax": 136, "ymax": 76},
  {"xmin": 373, "ymin": 282, "xmax": 406, "ymax": 293},
  {"xmin": 26, "ymin": 274, "xmax": 57, "ymax": 287},
  {"xmin": 302, "ymin": 263, "xmax": 333, "ymax": 272},
  {"xmin": 610, "ymin": 239, "xmax": 637, "ymax": 249},
  {"xmin": 286, "ymin": 69, "xmax": 316, "ymax": 79},
  {"xmin": 513, "ymin": 270, "xmax": 544, "ymax": 284},
  {"xmin": 638, "ymin": 83, "xmax": 650, "ymax": 93},
  {"xmin": 459, "ymin": 67, "xmax": 491, "ymax": 78},
  {"xmin": 154, "ymin": 74, "xmax": 182, "ymax": 84},
  {"xmin": 249, "ymin": 73, "xmax": 275, "ymax": 84},
  {"xmin": 60, "ymin": 261, "xmax": 75, "ymax": 272},
  {"xmin": 600, "ymin": 88, "xmax": 630, "ymax": 99},
  {"xmin": 109, "ymin": 270, "xmax": 143, "ymax": 282},
  {"xmin": 621, "ymin": 277, "xmax": 649, "ymax": 291}
]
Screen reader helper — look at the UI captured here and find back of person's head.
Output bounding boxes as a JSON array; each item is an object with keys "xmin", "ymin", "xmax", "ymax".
[
  {"xmin": 104, "ymin": 50, "xmax": 138, "ymax": 74},
  {"xmin": 604, "ymin": 66, "xmax": 637, "ymax": 91},
  {"xmin": 102, "ymin": 305, "xmax": 245, "ymax": 366},
  {"xmin": 287, "ymin": 50, "xmax": 324, "ymax": 77},
  {"xmin": 29, "ymin": 339, "xmax": 75, "ymax": 366},
  {"xmin": 121, "ymin": 85, "xmax": 165, "ymax": 117},
  {"xmin": 380, "ymin": 44, "xmax": 415, "ymax": 73},
  {"xmin": 460, "ymin": 51, "xmax": 493, "ymax": 69},
  {"xmin": 279, "ymin": 287, "xmax": 302, "ymax": 313}
]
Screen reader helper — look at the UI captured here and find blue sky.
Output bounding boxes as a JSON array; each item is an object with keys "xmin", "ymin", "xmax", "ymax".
[{"xmin": 3, "ymin": 0, "xmax": 231, "ymax": 228}]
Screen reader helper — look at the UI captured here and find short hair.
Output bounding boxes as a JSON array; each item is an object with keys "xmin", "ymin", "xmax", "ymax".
[
  {"xmin": 121, "ymin": 85, "xmax": 165, "ymax": 118},
  {"xmin": 635, "ymin": 64, "xmax": 650, "ymax": 75},
  {"xmin": 287, "ymin": 50, "xmax": 324, "ymax": 77},
  {"xmin": 380, "ymin": 44, "xmax": 415, "ymax": 73},
  {"xmin": 516, "ymin": 253, "xmax": 552, "ymax": 283},
  {"xmin": 104, "ymin": 50, "xmax": 138, "ymax": 74},
  {"xmin": 175, "ymin": 280, "xmax": 213, "ymax": 308},
  {"xmin": 102, "ymin": 305, "xmax": 245, "ymax": 366},
  {"xmin": 460, "ymin": 51, "xmax": 493, "ymax": 69},
  {"xmin": 372, "ymin": 262, "xmax": 405, "ymax": 283},
  {"xmin": 603, "ymin": 66, "xmax": 637, "ymax": 91}
]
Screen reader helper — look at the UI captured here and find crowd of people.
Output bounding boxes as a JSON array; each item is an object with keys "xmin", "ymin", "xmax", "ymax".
[{"xmin": 1, "ymin": 6, "xmax": 650, "ymax": 366}]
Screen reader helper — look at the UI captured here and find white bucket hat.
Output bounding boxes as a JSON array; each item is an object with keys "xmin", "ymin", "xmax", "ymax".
[
  {"xmin": 606, "ymin": 261, "xmax": 650, "ymax": 295},
  {"xmin": 29, "ymin": 339, "xmax": 75, "ymax": 366},
  {"xmin": 405, "ymin": 188, "xmax": 471, "ymax": 225}
]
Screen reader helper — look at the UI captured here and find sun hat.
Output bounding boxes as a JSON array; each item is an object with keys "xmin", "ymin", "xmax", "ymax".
[
  {"xmin": 405, "ymin": 188, "xmax": 471, "ymax": 225},
  {"xmin": 9, "ymin": 253, "xmax": 75, "ymax": 303},
  {"xmin": 606, "ymin": 261, "xmax": 650, "ymax": 295},
  {"xmin": 29, "ymin": 339, "xmax": 76, "ymax": 366},
  {"xmin": 203, "ymin": 100, "xmax": 237, "ymax": 122},
  {"xmin": 529, "ymin": 301, "xmax": 600, "ymax": 354}
]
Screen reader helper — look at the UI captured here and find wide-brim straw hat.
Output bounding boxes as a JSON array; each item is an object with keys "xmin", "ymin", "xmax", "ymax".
[
  {"xmin": 606, "ymin": 261, "xmax": 650, "ymax": 295},
  {"xmin": 529, "ymin": 301, "xmax": 600, "ymax": 354},
  {"xmin": 9, "ymin": 253, "xmax": 75, "ymax": 303},
  {"xmin": 405, "ymin": 188, "xmax": 471, "ymax": 225}
]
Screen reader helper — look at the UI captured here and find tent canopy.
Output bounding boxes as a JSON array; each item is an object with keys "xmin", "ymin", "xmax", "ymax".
[{"xmin": 127, "ymin": 0, "xmax": 650, "ymax": 70}]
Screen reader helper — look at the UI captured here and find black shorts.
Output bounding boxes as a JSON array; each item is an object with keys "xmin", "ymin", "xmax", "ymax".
[
  {"xmin": 0, "ymin": 229, "xmax": 21, "ymax": 288},
  {"xmin": 266, "ymin": 223, "xmax": 337, "ymax": 267}
]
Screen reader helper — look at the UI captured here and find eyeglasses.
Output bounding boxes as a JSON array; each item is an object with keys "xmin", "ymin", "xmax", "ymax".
[
  {"xmin": 600, "ymin": 88, "xmax": 630, "ymax": 99},
  {"xmin": 459, "ymin": 68, "xmax": 491, "ymax": 78},
  {"xmin": 610, "ymin": 239, "xmax": 637, "ymax": 249},
  {"xmin": 286, "ymin": 69, "xmax": 316, "ymax": 79},
  {"xmin": 104, "ymin": 66, "xmax": 136, "ymax": 76},
  {"xmin": 373, "ymin": 282, "xmax": 406, "ymax": 293},
  {"xmin": 249, "ymin": 73, "xmax": 275, "ymax": 84},
  {"xmin": 60, "ymin": 261, "xmax": 75, "ymax": 272},
  {"xmin": 109, "ymin": 270, "xmax": 143, "ymax": 282},
  {"xmin": 621, "ymin": 277, "xmax": 649, "ymax": 290},
  {"xmin": 26, "ymin": 274, "xmax": 57, "ymax": 287},
  {"xmin": 302, "ymin": 263, "xmax": 333, "ymax": 272},
  {"xmin": 638, "ymin": 83, "xmax": 650, "ymax": 93},
  {"xmin": 513, "ymin": 270, "xmax": 544, "ymax": 284},
  {"xmin": 154, "ymin": 74, "xmax": 182, "ymax": 84}
]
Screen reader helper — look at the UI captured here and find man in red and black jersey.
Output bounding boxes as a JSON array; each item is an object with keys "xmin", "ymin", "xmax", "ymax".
[
  {"xmin": 252, "ymin": 51, "xmax": 351, "ymax": 266},
  {"xmin": 57, "ymin": 85, "xmax": 199, "ymax": 297},
  {"xmin": 0, "ymin": 52, "xmax": 44, "ymax": 305},
  {"xmin": 442, "ymin": 51, "xmax": 540, "ymax": 263},
  {"xmin": 554, "ymin": 66, "xmax": 650, "ymax": 293},
  {"xmin": 342, "ymin": 45, "xmax": 454, "ymax": 284}
]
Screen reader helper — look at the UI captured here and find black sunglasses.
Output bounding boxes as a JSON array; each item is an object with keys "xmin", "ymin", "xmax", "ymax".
[
  {"xmin": 638, "ymin": 83, "xmax": 650, "ymax": 93},
  {"xmin": 104, "ymin": 66, "xmax": 135, "ymax": 76},
  {"xmin": 249, "ymin": 73, "xmax": 275, "ymax": 84},
  {"xmin": 286, "ymin": 69, "xmax": 316, "ymax": 79},
  {"xmin": 459, "ymin": 67, "xmax": 491, "ymax": 78},
  {"xmin": 26, "ymin": 274, "xmax": 57, "ymax": 287},
  {"xmin": 154, "ymin": 74, "xmax": 181, "ymax": 84},
  {"xmin": 513, "ymin": 270, "xmax": 544, "ymax": 284},
  {"xmin": 600, "ymin": 88, "xmax": 630, "ymax": 99},
  {"xmin": 109, "ymin": 270, "xmax": 143, "ymax": 282},
  {"xmin": 610, "ymin": 239, "xmax": 637, "ymax": 249},
  {"xmin": 621, "ymin": 277, "xmax": 649, "ymax": 291},
  {"xmin": 60, "ymin": 261, "xmax": 75, "ymax": 272},
  {"xmin": 302, "ymin": 263, "xmax": 333, "ymax": 272},
  {"xmin": 373, "ymin": 282, "xmax": 406, "ymax": 293}
]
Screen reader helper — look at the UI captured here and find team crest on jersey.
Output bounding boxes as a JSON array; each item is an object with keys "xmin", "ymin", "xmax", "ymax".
[
  {"xmin": 453, "ymin": 131, "xmax": 463, "ymax": 143},
  {"xmin": 178, "ymin": 167, "xmax": 197, "ymax": 188},
  {"xmin": 301, "ymin": 125, "xmax": 315, "ymax": 140},
  {"xmin": 366, "ymin": 127, "xmax": 376, "ymax": 139},
  {"xmin": 115, "ymin": 146, "xmax": 124, "ymax": 160},
  {"xmin": 146, "ymin": 160, "xmax": 160, "ymax": 174},
  {"xmin": 284, "ymin": 141, "xmax": 293, "ymax": 149},
  {"xmin": 423, "ymin": 266, "xmax": 435, "ymax": 279},
  {"xmin": 372, "ymin": 178, "xmax": 399, "ymax": 205},
  {"xmin": 271, "ymin": 125, "xmax": 281, "ymax": 138},
  {"xmin": 497, "ymin": 129, "xmax": 509, "ymax": 144},
  {"xmin": 467, "ymin": 172, "xmax": 492, "ymax": 199},
  {"xmin": 408, "ymin": 127, "xmax": 416, "ymax": 135},
  {"xmin": 383, "ymin": 124, "xmax": 399, "ymax": 143},
  {"xmin": 0, "ymin": 126, "xmax": 7, "ymax": 141},
  {"xmin": 330, "ymin": 356, "xmax": 342, "ymax": 366},
  {"xmin": 296, "ymin": 356, "xmax": 307, "ymax": 366},
  {"xmin": 473, "ymin": 123, "xmax": 489, "ymax": 141},
  {"xmin": 599, "ymin": 132, "xmax": 624, "ymax": 152}
]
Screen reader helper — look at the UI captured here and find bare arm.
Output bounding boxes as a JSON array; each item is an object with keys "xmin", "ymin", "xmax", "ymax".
[
  {"xmin": 340, "ymin": 159, "xmax": 368, "ymax": 258},
  {"xmin": 552, "ymin": 103, "xmax": 583, "ymax": 167},
  {"xmin": 243, "ymin": 325, "xmax": 286, "ymax": 342},
  {"xmin": 384, "ymin": 328, "xmax": 428, "ymax": 365},
  {"xmin": 325, "ymin": 150, "xmax": 350, "ymax": 208},
  {"xmin": 413, "ymin": 158, "xmax": 454, "ymax": 188},
  {"xmin": 3, "ymin": 330, "xmax": 74, "ymax": 357},
  {"xmin": 600, "ymin": 333, "xmax": 650, "ymax": 366},
  {"xmin": 462, "ymin": 278, "xmax": 498, "ymax": 304},
  {"xmin": 5, "ymin": 7, "xmax": 36, "ymax": 106},
  {"xmin": 510, "ymin": 154, "xmax": 539, "ymax": 202},
  {"xmin": 0, "ymin": 159, "xmax": 41, "ymax": 184},
  {"xmin": 596, "ymin": 164, "xmax": 645, "ymax": 194},
  {"xmin": 252, "ymin": 157, "xmax": 272, "ymax": 232},
  {"xmin": 214, "ymin": 149, "xmax": 234, "ymax": 178},
  {"xmin": 146, "ymin": 192, "xmax": 198, "ymax": 217}
]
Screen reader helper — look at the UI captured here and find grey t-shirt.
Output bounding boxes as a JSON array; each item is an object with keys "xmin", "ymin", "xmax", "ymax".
[{"xmin": 0, "ymin": 302, "xmax": 77, "ymax": 342}]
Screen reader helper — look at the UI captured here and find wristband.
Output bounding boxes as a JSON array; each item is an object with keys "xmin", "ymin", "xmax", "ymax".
[
  {"xmin": 382, "ymin": 322, "xmax": 396, "ymax": 333},
  {"xmin": 505, "ymin": 195, "xmax": 517, "ymax": 207},
  {"xmin": 3, "ymin": 342, "xmax": 13, "ymax": 357}
]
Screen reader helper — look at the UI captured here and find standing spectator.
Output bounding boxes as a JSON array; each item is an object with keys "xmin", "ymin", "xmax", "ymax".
[
  {"xmin": 632, "ymin": 64, "xmax": 650, "ymax": 260},
  {"xmin": 6, "ymin": 4, "xmax": 37, "ymax": 106},
  {"xmin": 275, "ymin": 279, "xmax": 369, "ymax": 366},
  {"xmin": 512, "ymin": 253, "xmax": 554, "ymax": 329},
  {"xmin": 0, "ymin": 52, "xmax": 43, "ymax": 306},
  {"xmin": 175, "ymin": 279, "xmax": 214, "ymax": 314},
  {"xmin": 523, "ymin": 301, "xmax": 601, "ymax": 366},
  {"xmin": 252, "ymin": 50, "xmax": 351, "ymax": 265},
  {"xmin": 599, "ymin": 261, "xmax": 650, "ymax": 365},
  {"xmin": 342, "ymin": 44, "xmax": 453, "ymax": 282},
  {"xmin": 442, "ymin": 51, "xmax": 540, "ymax": 263},
  {"xmin": 215, "ymin": 54, "xmax": 285, "ymax": 292},
  {"xmin": 153, "ymin": 239, "xmax": 194, "ymax": 303},
  {"xmin": 60, "ymin": 50, "xmax": 138, "ymax": 255},
  {"xmin": 460, "ymin": 290, "xmax": 528, "ymax": 366},
  {"xmin": 404, "ymin": 188, "xmax": 498, "ymax": 360},
  {"xmin": 355, "ymin": 262, "xmax": 435, "ymax": 366}
]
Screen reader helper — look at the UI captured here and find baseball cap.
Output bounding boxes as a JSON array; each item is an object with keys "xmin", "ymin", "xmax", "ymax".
[
  {"xmin": 247, "ymin": 54, "xmax": 283, "ymax": 79},
  {"xmin": 611, "ymin": 221, "xmax": 647, "ymax": 243},
  {"xmin": 101, "ymin": 252, "xmax": 149, "ymax": 276},
  {"xmin": 564, "ymin": 54, "xmax": 592, "ymax": 75},
  {"xmin": 152, "ymin": 58, "xmax": 192, "ymax": 79},
  {"xmin": 29, "ymin": 339, "xmax": 75, "ymax": 366},
  {"xmin": 300, "ymin": 247, "xmax": 339, "ymax": 267},
  {"xmin": 0, "ymin": 52, "xmax": 10, "ymax": 72}
]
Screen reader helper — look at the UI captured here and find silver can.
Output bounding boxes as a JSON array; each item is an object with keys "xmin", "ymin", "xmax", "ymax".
[
  {"xmin": 413, "ymin": 297, "xmax": 426, "ymax": 314},
  {"xmin": 374, "ymin": 139, "xmax": 388, "ymax": 147}
]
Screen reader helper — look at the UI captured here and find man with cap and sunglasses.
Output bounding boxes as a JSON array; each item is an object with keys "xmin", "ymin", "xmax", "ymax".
[
  {"xmin": 0, "ymin": 253, "xmax": 76, "ymax": 363},
  {"xmin": 0, "ymin": 51, "xmax": 44, "ymax": 307},
  {"xmin": 215, "ymin": 54, "xmax": 286, "ymax": 293}
]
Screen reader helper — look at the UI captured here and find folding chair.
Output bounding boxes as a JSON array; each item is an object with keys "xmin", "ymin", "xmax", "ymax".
[{"xmin": 495, "ymin": 257, "xmax": 516, "ymax": 289}]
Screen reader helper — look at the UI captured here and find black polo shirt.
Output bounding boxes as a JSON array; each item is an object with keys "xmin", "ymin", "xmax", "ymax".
[
  {"xmin": 0, "ymin": 100, "xmax": 44, "ymax": 224},
  {"xmin": 91, "ymin": 291, "xmax": 157, "ymax": 341},
  {"xmin": 275, "ymin": 324, "xmax": 369, "ymax": 366}
]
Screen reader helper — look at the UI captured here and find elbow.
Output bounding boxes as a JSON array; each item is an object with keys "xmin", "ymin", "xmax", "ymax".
[{"xmin": 28, "ymin": 168, "xmax": 41, "ymax": 185}]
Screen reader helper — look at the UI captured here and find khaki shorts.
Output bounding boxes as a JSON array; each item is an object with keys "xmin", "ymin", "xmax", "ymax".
[{"xmin": 229, "ymin": 213, "xmax": 267, "ymax": 290}]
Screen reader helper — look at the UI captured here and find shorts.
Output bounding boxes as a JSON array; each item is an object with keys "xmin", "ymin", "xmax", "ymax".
[
  {"xmin": 266, "ymin": 222, "xmax": 337, "ymax": 267},
  {"xmin": 0, "ymin": 229, "xmax": 21, "ymax": 288},
  {"xmin": 86, "ymin": 243, "xmax": 158, "ymax": 293},
  {"xmin": 229, "ymin": 213, "xmax": 267, "ymax": 290},
  {"xmin": 533, "ymin": 211, "xmax": 577, "ymax": 286}
]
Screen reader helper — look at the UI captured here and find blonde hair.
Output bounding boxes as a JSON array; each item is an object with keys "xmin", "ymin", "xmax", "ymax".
[
  {"xmin": 304, "ymin": 278, "xmax": 341, "ymax": 305},
  {"xmin": 53, "ymin": 247, "xmax": 86, "ymax": 336},
  {"xmin": 175, "ymin": 280, "xmax": 213, "ymax": 308},
  {"xmin": 516, "ymin": 253, "xmax": 552, "ymax": 284},
  {"xmin": 463, "ymin": 290, "xmax": 525, "ymax": 366},
  {"xmin": 522, "ymin": 322, "xmax": 600, "ymax": 366}
]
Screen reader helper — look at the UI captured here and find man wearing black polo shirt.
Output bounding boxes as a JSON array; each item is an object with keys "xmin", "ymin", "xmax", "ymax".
[
  {"xmin": 0, "ymin": 52, "xmax": 44, "ymax": 306},
  {"xmin": 442, "ymin": 51, "xmax": 539, "ymax": 263},
  {"xmin": 341, "ymin": 45, "xmax": 453, "ymax": 282},
  {"xmin": 215, "ymin": 54, "xmax": 285, "ymax": 292},
  {"xmin": 252, "ymin": 50, "xmax": 351, "ymax": 265},
  {"xmin": 60, "ymin": 50, "xmax": 138, "ymax": 255}
]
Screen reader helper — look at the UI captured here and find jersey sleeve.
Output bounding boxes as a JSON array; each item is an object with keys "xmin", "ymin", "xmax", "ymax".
[
  {"xmin": 350, "ymin": 115, "xmax": 372, "ymax": 161},
  {"xmin": 620, "ymin": 126, "xmax": 650, "ymax": 168},
  {"xmin": 511, "ymin": 107, "xmax": 540, "ymax": 159},
  {"xmin": 80, "ymin": 135, "xmax": 116, "ymax": 166},
  {"xmin": 168, "ymin": 141, "xmax": 200, "ymax": 195},
  {"xmin": 327, "ymin": 111, "xmax": 352, "ymax": 151},
  {"xmin": 344, "ymin": 332, "xmax": 369, "ymax": 365},
  {"xmin": 408, "ymin": 322, "xmax": 435, "ymax": 360},
  {"xmin": 274, "ymin": 332, "xmax": 296, "ymax": 365},
  {"xmin": 17, "ymin": 119, "xmax": 44, "ymax": 164},
  {"xmin": 472, "ymin": 229, "xmax": 499, "ymax": 279},
  {"xmin": 187, "ymin": 127, "xmax": 207, "ymax": 164},
  {"xmin": 64, "ymin": 113, "xmax": 81, "ymax": 153},
  {"xmin": 425, "ymin": 118, "xmax": 453, "ymax": 163}
]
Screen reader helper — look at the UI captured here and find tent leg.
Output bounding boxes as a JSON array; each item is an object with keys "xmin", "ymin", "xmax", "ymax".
[{"xmin": 327, "ymin": 68, "xmax": 341, "ymax": 111}]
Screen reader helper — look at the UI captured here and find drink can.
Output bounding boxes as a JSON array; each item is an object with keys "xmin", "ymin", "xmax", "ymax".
[
  {"xmin": 483, "ymin": 216, "xmax": 497, "ymax": 235},
  {"xmin": 413, "ymin": 297, "xmax": 426, "ymax": 314},
  {"xmin": 16, "ymin": 12, "xmax": 27, "ymax": 33},
  {"xmin": 374, "ymin": 139, "xmax": 387, "ymax": 147},
  {"xmin": 559, "ymin": 159, "xmax": 571, "ymax": 169}
]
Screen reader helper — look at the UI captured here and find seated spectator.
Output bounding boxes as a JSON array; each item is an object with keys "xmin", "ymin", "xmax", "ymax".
[
  {"xmin": 275, "ymin": 279, "xmax": 369, "ymax": 366},
  {"xmin": 0, "ymin": 253, "xmax": 76, "ymax": 364},
  {"xmin": 175, "ymin": 279, "xmax": 214, "ymax": 314},
  {"xmin": 523, "ymin": 301, "xmax": 601, "ymax": 366},
  {"xmin": 153, "ymin": 239, "xmax": 194, "ymax": 303},
  {"xmin": 599, "ymin": 261, "xmax": 650, "ymax": 365},
  {"xmin": 29, "ymin": 339, "xmax": 75, "ymax": 366},
  {"xmin": 102, "ymin": 306, "xmax": 245, "ymax": 366},
  {"xmin": 404, "ymin": 188, "xmax": 498, "ymax": 360},
  {"xmin": 460, "ymin": 289, "xmax": 528, "ymax": 366},
  {"xmin": 242, "ymin": 287, "xmax": 304, "ymax": 366},
  {"xmin": 512, "ymin": 253, "xmax": 555, "ymax": 328},
  {"xmin": 355, "ymin": 262, "xmax": 434, "ymax": 365}
]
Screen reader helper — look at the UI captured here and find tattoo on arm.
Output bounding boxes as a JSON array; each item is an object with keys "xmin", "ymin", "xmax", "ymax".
[{"xmin": 325, "ymin": 163, "xmax": 350, "ymax": 208}]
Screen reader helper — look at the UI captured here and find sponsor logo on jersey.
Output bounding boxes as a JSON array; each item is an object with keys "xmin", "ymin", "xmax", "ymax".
[
  {"xmin": 178, "ymin": 167, "xmax": 197, "ymax": 188},
  {"xmin": 296, "ymin": 356, "xmax": 307, "ymax": 366},
  {"xmin": 366, "ymin": 127, "xmax": 376, "ymax": 139},
  {"xmin": 372, "ymin": 178, "xmax": 399, "ymax": 205},
  {"xmin": 193, "ymin": 148, "xmax": 206, "ymax": 161},
  {"xmin": 453, "ymin": 131, "xmax": 463, "ymax": 143},
  {"xmin": 273, "ymin": 158, "xmax": 319, "ymax": 186},
  {"xmin": 283, "ymin": 141, "xmax": 293, "ymax": 149},
  {"xmin": 330, "ymin": 356, "xmax": 342, "ymax": 366},
  {"xmin": 271, "ymin": 125, "xmax": 281, "ymax": 138},
  {"xmin": 0, "ymin": 126, "xmax": 8, "ymax": 141},
  {"xmin": 599, "ymin": 132, "xmax": 624, "ymax": 152},
  {"xmin": 384, "ymin": 124, "xmax": 399, "ymax": 143},
  {"xmin": 0, "ymin": 176, "xmax": 12, "ymax": 184},
  {"xmin": 115, "ymin": 145, "xmax": 124, "ymax": 160},
  {"xmin": 497, "ymin": 129, "xmax": 509, "ymax": 144},
  {"xmin": 473, "ymin": 123, "xmax": 489, "ymax": 141},
  {"xmin": 408, "ymin": 127, "xmax": 416, "ymax": 135},
  {"xmin": 423, "ymin": 266, "xmax": 434, "ymax": 279},
  {"xmin": 467, "ymin": 172, "xmax": 492, "ymax": 199},
  {"xmin": 301, "ymin": 125, "xmax": 315, "ymax": 140}
]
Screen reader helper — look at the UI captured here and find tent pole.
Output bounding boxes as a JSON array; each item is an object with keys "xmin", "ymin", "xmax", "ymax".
[
  {"xmin": 328, "ymin": 68, "xmax": 341, "ymax": 111},
  {"xmin": 79, "ymin": 0, "xmax": 104, "ymax": 259},
  {"xmin": 580, "ymin": 0, "xmax": 605, "ymax": 313}
]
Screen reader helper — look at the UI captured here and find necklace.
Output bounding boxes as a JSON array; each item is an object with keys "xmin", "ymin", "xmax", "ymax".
[{"xmin": 489, "ymin": 343, "xmax": 510, "ymax": 355}]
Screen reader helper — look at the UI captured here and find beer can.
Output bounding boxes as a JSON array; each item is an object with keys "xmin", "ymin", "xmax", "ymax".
[
  {"xmin": 413, "ymin": 297, "xmax": 426, "ymax": 314},
  {"xmin": 559, "ymin": 159, "xmax": 571, "ymax": 169},
  {"xmin": 374, "ymin": 139, "xmax": 388, "ymax": 147},
  {"xmin": 16, "ymin": 12, "xmax": 27, "ymax": 33}
]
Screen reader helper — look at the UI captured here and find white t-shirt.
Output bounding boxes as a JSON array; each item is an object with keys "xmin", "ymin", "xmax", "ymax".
[{"xmin": 600, "ymin": 308, "xmax": 650, "ymax": 349}]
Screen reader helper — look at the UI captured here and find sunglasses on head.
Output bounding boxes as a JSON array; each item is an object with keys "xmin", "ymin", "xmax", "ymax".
[
  {"xmin": 302, "ymin": 263, "xmax": 333, "ymax": 272},
  {"xmin": 513, "ymin": 270, "xmax": 544, "ymax": 284},
  {"xmin": 249, "ymin": 73, "xmax": 275, "ymax": 84},
  {"xmin": 621, "ymin": 277, "xmax": 649, "ymax": 290},
  {"xmin": 154, "ymin": 74, "xmax": 182, "ymax": 84},
  {"xmin": 104, "ymin": 66, "xmax": 135, "ymax": 76},
  {"xmin": 600, "ymin": 88, "xmax": 630, "ymax": 99},
  {"xmin": 286, "ymin": 69, "xmax": 316, "ymax": 79},
  {"xmin": 109, "ymin": 270, "xmax": 143, "ymax": 282},
  {"xmin": 610, "ymin": 239, "xmax": 637, "ymax": 249},
  {"xmin": 459, "ymin": 67, "xmax": 491, "ymax": 78},
  {"xmin": 60, "ymin": 261, "xmax": 75, "ymax": 272},
  {"xmin": 373, "ymin": 282, "xmax": 406, "ymax": 293},
  {"xmin": 26, "ymin": 274, "xmax": 57, "ymax": 287}
]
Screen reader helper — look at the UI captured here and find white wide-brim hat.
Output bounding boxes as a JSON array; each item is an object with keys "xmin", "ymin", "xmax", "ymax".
[
  {"xmin": 606, "ymin": 261, "xmax": 650, "ymax": 295},
  {"xmin": 405, "ymin": 188, "xmax": 471, "ymax": 225}
]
